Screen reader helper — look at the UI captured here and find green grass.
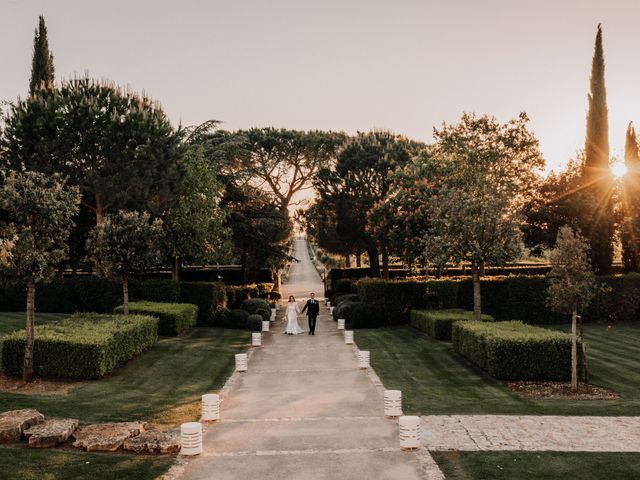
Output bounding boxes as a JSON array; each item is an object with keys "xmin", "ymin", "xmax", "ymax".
[
  {"xmin": 356, "ymin": 324, "xmax": 640, "ymax": 415},
  {"xmin": 0, "ymin": 447, "xmax": 174, "ymax": 480},
  {"xmin": 0, "ymin": 325, "xmax": 249, "ymax": 423},
  {"xmin": 0, "ymin": 312, "xmax": 68, "ymax": 337},
  {"xmin": 433, "ymin": 451, "xmax": 640, "ymax": 480}
]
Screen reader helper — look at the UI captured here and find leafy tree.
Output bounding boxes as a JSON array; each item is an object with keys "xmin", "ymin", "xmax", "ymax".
[
  {"xmin": 87, "ymin": 211, "xmax": 163, "ymax": 314},
  {"xmin": 423, "ymin": 113, "xmax": 543, "ymax": 320},
  {"xmin": 29, "ymin": 15, "xmax": 55, "ymax": 94},
  {"xmin": 235, "ymin": 128, "xmax": 346, "ymax": 215},
  {"xmin": 2, "ymin": 77, "xmax": 184, "ymax": 224},
  {"xmin": 581, "ymin": 24, "xmax": 614, "ymax": 273},
  {"xmin": 0, "ymin": 171, "xmax": 80, "ymax": 381},
  {"xmin": 315, "ymin": 131, "xmax": 419, "ymax": 277},
  {"xmin": 622, "ymin": 122, "xmax": 640, "ymax": 272},
  {"xmin": 547, "ymin": 226, "xmax": 598, "ymax": 391},
  {"xmin": 162, "ymin": 146, "xmax": 230, "ymax": 280}
]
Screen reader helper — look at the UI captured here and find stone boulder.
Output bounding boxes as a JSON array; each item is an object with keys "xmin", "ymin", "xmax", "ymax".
[
  {"xmin": 123, "ymin": 429, "xmax": 181, "ymax": 454},
  {"xmin": 0, "ymin": 409, "xmax": 44, "ymax": 443},
  {"xmin": 24, "ymin": 418, "xmax": 79, "ymax": 448},
  {"xmin": 73, "ymin": 422, "xmax": 146, "ymax": 452}
]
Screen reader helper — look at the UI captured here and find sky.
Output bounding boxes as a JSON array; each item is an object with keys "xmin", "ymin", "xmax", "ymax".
[{"xmin": 2, "ymin": 0, "xmax": 640, "ymax": 172}]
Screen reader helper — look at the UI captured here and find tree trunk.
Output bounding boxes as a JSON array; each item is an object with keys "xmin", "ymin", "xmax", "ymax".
[
  {"xmin": 382, "ymin": 248, "xmax": 390, "ymax": 279},
  {"xmin": 123, "ymin": 277, "xmax": 129, "ymax": 315},
  {"xmin": 172, "ymin": 256, "xmax": 180, "ymax": 281},
  {"xmin": 368, "ymin": 248, "xmax": 380, "ymax": 277},
  {"xmin": 23, "ymin": 278, "xmax": 36, "ymax": 382},
  {"xmin": 571, "ymin": 304, "xmax": 578, "ymax": 391},
  {"xmin": 578, "ymin": 313, "xmax": 589, "ymax": 385},
  {"xmin": 471, "ymin": 261, "xmax": 482, "ymax": 321},
  {"xmin": 95, "ymin": 194, "xmax": 104, "ymax": 224},
  {"xmin": 345, "ymin": 255, "xmax": 351, "ymax": 267},
  {"xmin": 273, "ymin": 270, "xmax": 281, "ymax": 291},
  {"xmin": 356, "ymin": 253, "xmax": 362, "ymax": 268}
]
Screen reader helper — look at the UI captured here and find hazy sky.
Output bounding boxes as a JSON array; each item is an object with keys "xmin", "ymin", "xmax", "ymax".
[{"xmin": 2, "ymin": 0, "xmax": 640, "ymax": 171}]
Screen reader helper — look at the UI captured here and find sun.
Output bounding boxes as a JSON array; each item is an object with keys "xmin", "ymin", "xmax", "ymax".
[{"xmin": 611, "ymin": 160, "xmax": 628, "ymax": 179}]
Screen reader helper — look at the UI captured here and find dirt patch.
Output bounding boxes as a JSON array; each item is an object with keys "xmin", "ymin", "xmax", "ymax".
[
  {"xmin": 505, "ymin": 381, "xmax": 620, "ymax": 400},
  {"xmin": 0, "ymin": 374, "xmax": 80, "ymax": 396}
]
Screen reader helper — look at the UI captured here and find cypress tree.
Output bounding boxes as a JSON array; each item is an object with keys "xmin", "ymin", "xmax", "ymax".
[
  {"xmin": 582, "ymin": 24, "xmax": 614, "ymax": 273},
  {"xmin": 29, "ymin": 15, "xmax": 55, "ymax": 95},
  {"xmin": 622, "ymin": 122, "xmax": 640, "ymax": 272}
]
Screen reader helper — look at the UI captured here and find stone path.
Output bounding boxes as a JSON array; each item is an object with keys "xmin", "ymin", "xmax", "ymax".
[
  {"xmin": 422, "ymin": 415, "xmax": 640, "ymax": 452},
  {"xmin": 173, "ymin": 238, "xmax": 444, "ymax": 480}
]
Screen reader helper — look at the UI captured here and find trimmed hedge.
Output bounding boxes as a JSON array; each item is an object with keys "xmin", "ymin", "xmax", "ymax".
[
  {"xmin": 410, "ymin": 309, "xmax": 494, "ymax": 340},
  {"xmin": 140, "ymin": 279, "xmax": 180, "ymax": 303},
  {"xmin": 452, "ymin": 321, "xmax": 578, "ymax": 381},
  {"xmin": 333, "ymin": 300, "xmax": 387, "ymax": 329},
  {"xmin": 114, "ymin": 301, "xmax": 197, "ymax": 336},
  {"xmin": 358, "ymin": 274, "xmax": 640, "ymax": 325},
  {"xmin": 241, "ymin": 298, "xmax": 270, "ymax": 315},
  {"xmin": 225, "ymin": 309, "xmax": 250, "ymax": 329},
  {"xmin": 1, "ymin": 313, "xmax": 158, "ymax": 379},
  {"xmin": 179, "ymin": 282, "xmax": 226, "ymax": 326},
  {"xmin": 246, "ymin": 314, "xmax": 263, "ymax": 332}
]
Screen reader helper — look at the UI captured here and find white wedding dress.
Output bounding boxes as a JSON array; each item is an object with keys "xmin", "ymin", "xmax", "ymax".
[{"xmin": 284, "ymin": 302, "xmax": 304, "ymax": 335}]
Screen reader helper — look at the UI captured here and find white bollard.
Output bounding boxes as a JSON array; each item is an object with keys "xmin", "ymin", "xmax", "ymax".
[
  {"xmin": 201, "ymin": 394, "xmax": 220, "ymax": 421},
  {"xmin": 337, "ymin": 318, "xmax": 345, "ymax": 330},
  {"xmin": 235, "ymin": 353, "xmax": 248, "ymax": 372},
  {"xmin": 357, "ymin": 350, "xmax": 370, "ymax": 369},
  {"xmin": 262, "ymin": 321, "xmax": 270, "ymax": 332},
  {"xmin": 327, "ymin": 301, "xmax": 331, "ymax": 308},
  {"xmin": 180, "ymin": 422, "xmax": 203, "ymax": 455},
  {"xmin": 329, "ymin": 306, "xmax": 334, "ymax": 315},
  {"xmin": 252, "ymin": 332, "xmax": 262, "ymax": 347},
  {"xmin": 384, "ymin": 390, "xmax": 402, "ymax": 417},
  {"xmin": 271, "ymin": 308, "xmax": 276, "ymax": 320},
  {"xmin": 344, "ymin": 330, "xmax": 354, "ymax": 345},
  {"xmin": 399, "ymin": 416, "xmax": 421, "ymax": 449}
]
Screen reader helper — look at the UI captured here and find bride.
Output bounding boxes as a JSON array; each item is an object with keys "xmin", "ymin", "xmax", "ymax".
[{"xmin": 284, "ymin": 296, "xmax": 304, "ymax": 335}]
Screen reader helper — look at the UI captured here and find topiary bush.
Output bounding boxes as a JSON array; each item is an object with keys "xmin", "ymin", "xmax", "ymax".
[
  {"xmin": 246, "ymin": 314, "xmax": 263, "ymax": 332},
  {"xmin": 114, "ymin": 301, "xmax": 197, "ymax": 336},
  {"xmin": 410, "ymin": 309, "xmax": 494, "ymax": 340},
  {"xmin": 179, "ymin": 282, "xmax": 226, "ymax": 325},
  {"xmin": 241, "ymin": 298, "xmax": 271, "ymax": 315},
  {"xmin": 255, "ymin": 308, "xmax": 271, "ymax": 322},
  {"xmin": 140, "ymin": 279, "xmax": 180, "ymax": 303},
  {"xmin": 225, "ymin": 309, "xmax": 250, "ymax": 329},
  {"xmin": 452, "ymin": 320, "xmax": 580, "ymax": 381},
  {"xmin": 334, "ymin": 278, "xmax": 354, "ymax": 294},
  {"xmin": 1, "ymin": 313, "xmax": 158, "ymax": 379},
  {"xmin": 333, "ymin": 300, "xmax": 386, "ymax": 328}
]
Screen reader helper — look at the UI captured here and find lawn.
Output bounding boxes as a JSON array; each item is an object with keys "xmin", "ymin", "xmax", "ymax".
[
  {"xmin": 355, "ymin": 323, "xmax": 640, "ymax": 416},
  {"xmin": 0, "ymin": 321, "xmax": 249, "ymax": 424},
  {"xmin": 0, "ymin": 312, "xmax": 68, "ymax": 336},
  {"xmin": 433, "ymin": 451, "xmax": 640, "ymax": 480},
  {"xmin": 0, "ymin": 446, "xmax": 174, "ymax": 480}
]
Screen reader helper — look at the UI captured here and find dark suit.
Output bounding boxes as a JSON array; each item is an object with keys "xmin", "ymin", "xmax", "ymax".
[{"xmin": 301, "ymin": 299, "xmax": 320, "ymax": 334}]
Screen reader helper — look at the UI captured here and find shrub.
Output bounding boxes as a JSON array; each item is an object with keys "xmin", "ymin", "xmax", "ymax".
[
  {"xmin": 255, "ymin": 308, "xmax": 271, "ymax": 322},
  {"xmin": 241, "ymin": 298, "xmax": 271, "ymax": 315},
  {"xmin": 334, "ymin": 294, "xmax": 359, "ymax": 307},
  {"xmin": 179, "ymin": 282, "xmax": 226, "ymax": 325},
  {"xmin": 226, "ymin": 285, "xmax": 260, "ymax": 308},
  {"xmin": 410, "ymin": 309, "xmax": 494, "ymax": 340},
  {"xmin": 140, "ymin": 279, "xmax": 180, "ymax": 303},
  {"xmin": 256, "ymin": 283, "xmax": 274, "ymax": 297},
  {"xmin": 452, "ymin": 321, "xmax": 579, "ymax": 381},
  {"xmin": 334, "ymin": 300, "xmax": 386, "ymax": 328},
  {"xmin": 224, "ymin": 309, "xmax": 250, "ymax": 329},
  {"xmin": 1, "ymin": 313, "xmax": 158, "ymax": 379},
  {"xmin": 357, "ymin": 279, "xmax": 433, "ymax": 323},
  {"xmin": 246, "ymin": 314, "xmax": 263, "ymax": 332},
  {"xmin": 334, "ymin": 278, "xmax": 354, "ymax": 294},
  {"xmin": 114, "ymin": 301, "xmax": 197, "ymax": 336}
]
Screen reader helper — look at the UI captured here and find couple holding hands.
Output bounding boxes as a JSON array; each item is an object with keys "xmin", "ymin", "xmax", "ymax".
[{"xmin": 284, "ymin": 292, "xmax": 320, "ymax": 335}]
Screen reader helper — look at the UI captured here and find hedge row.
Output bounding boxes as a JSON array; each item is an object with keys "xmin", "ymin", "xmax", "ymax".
[
  {"xmin": 358, "ymin": 274, "xmax": 640, "ymax": 325},
  {"xmin": 410, "ymin": 309, "xmax": 494, "ymax": 340},
  {"xmin": 215, "ymin": 309, "xmax": 262, "ymax": 331},
  {"xmin": 1, "ymin": 313, "xmax": 158, "ymax": 379},
  {"xmin": 226, "ymin": 283, "xmax": 275, "ymax": 308},
  {"xmin": 451, "ymin": 321, "xmax": 578, "ymax": 381},
  {"xmin": 114, "ymin": 301, "xmax": 197, "ymax": 336}
]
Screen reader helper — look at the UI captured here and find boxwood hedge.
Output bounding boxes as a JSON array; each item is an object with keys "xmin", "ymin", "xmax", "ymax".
[
  {"xmin": 410, "ymin": 309, "xmax": 494, "ymax": 340},
  {"xmin": 114, "ymin": 301, "xmax": 197, "ymax": 336},
  {"xmin": 179, "ymin": 281, "xmax": 226, "ymax": 326},
  {"xmin": 452, "ymin": 320, "xmax": 579, "ymax": 381},
  {"xmin": 1, "ymin": 313, "xmax": 158, "ymax": 379}
]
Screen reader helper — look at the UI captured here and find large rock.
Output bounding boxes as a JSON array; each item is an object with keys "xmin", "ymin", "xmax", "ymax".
[
  {"xmin": 0, "ymin": 409, "xmax": 44, "ymax": 443},
  {"xmin": 24, "ymin": 418, "xmax": 79, "ymax": 448},
  {"xmin": 73, "ymin": 422, "xmax": 146, "ymax": 452},
  {"xmin": 123, "ymin": 429, "xmax": 181, "ymax": 454}
]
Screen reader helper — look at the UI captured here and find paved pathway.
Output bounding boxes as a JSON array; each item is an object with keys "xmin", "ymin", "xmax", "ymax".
[
  {"xmin": 422, "ymin": 415, "xmax": 640, "ymax": 452},
  {"xmin": 172, "ymin": 238, "xmax": 444, "ymax": 480}
]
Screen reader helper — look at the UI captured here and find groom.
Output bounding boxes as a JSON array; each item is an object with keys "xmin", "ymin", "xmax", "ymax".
[{"xmin": 301, "ymin": 292, "xmax": 320, "ymax": 335}]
